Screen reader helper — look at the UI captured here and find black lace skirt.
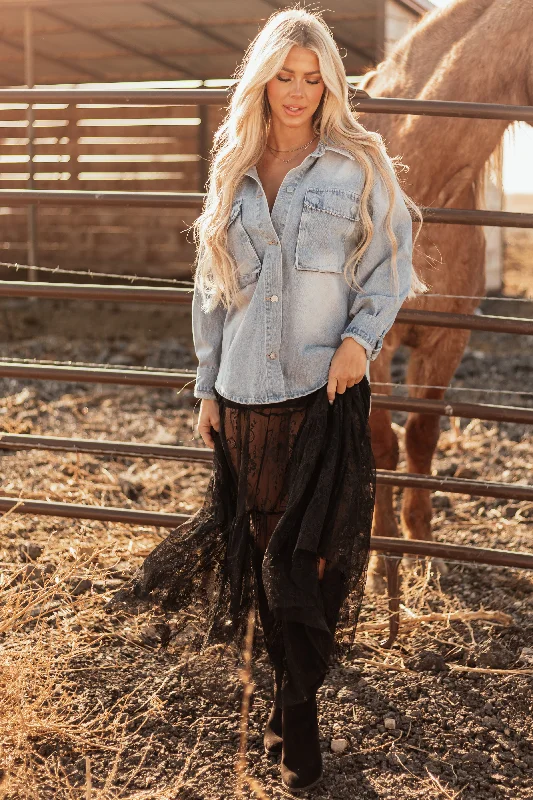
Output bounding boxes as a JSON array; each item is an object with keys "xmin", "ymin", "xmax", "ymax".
[{"xmin": 118, "ymin": 377, "xmax": 376, "ymax": 706}]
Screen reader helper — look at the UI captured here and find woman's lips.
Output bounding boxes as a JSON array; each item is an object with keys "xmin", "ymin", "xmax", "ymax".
[{"xmin": 283, "ymin": 104, "xmax": 306, "ymax": 116}]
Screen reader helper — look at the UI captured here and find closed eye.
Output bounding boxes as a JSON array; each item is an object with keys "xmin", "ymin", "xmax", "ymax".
[{"xmin": 277, "ymin": 76, "xmax": 322, "ymax": 85}]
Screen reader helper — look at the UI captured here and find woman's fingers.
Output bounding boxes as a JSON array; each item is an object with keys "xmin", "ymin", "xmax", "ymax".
[
  {"xmin": 326, "ymin": 375, "xmax": 337, "ymax": 405},
  {"xmin": 197, "ymin": 399, "xmax": 220, "ymax": 449},
  {"xmin": 198, "ymin": 421, "xmax": 215, "ymax": 449},
  {"xmin": 327, "ymin": 373, "xmax": 365, "ymax": 404}
]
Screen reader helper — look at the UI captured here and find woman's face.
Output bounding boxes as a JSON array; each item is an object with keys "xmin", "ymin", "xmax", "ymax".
[{"xmin": 265, "ymin": 45, "xmax": 325, "ymax": 131}]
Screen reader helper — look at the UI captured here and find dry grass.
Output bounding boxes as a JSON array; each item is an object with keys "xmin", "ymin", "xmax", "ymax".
[
  {"xmin": 0, "ymin": 517, "xmax": 527, "ymax": 798},
  {"xmin": 0, "ymin": 551, "xmax": 203, "ymax": 799}
]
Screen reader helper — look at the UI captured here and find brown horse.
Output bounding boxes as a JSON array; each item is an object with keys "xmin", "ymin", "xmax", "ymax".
[{"xmin": 358, "ymin": 0, "xmax": 531, "ymax": 593}]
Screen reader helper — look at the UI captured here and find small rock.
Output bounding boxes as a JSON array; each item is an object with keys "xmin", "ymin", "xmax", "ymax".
[
  {"xmin": 336, "ymin": 687, "xmax": 356, "ymax": 702},
  {"xmin": 22, "ymin": 564, "xmax": 44, "ymax": 584},
  {"xmin": 324, "ymin": 688, "xmax": 336, "ymax": 699},
  {"xmin": 330, "ymin": 738, "xmax": 349, "ymax": 754},
  {"xmin": 119, "ymin": 476, "xmax": 144, "ymax": 501},
  {"xmin": 432, "ymin": 493, "xmax": 452, "ymax": 509},
  {"xmin": 71, "ymin": 578, "xmax": 92, "ymax": 597},
  {"xmin": 454, "ymin": 466, "xmax": 480, "ymax": 479},
  {"xmin": 384, "ymin": 717, "xmax": 396, "ymax": 730},
  {"xmin": 475, "ymin": 641, "xmax": 515, "ymax": 670},
  {"xmin": 92, "ymin": 578, "xmax": 124, "ymax": 593},
  {"xmin": 19, "ymin": 542, "xmax": 43, "ymax": 562},
  {"xmin": 518, "ymin": 647, "xmax": 533, "ymax": 666},
  {"xmin": 406, "ymin": 650, "xmax": 449, "ymax": 672},
  {"xmin": 139, "ymin": 622, "xmax": 171, "ymax": 647}
]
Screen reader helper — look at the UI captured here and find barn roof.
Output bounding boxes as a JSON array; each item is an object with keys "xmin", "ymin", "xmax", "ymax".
[{"xmin": 0, "ymin": 0, "xmax": 434, "ymax": 88}]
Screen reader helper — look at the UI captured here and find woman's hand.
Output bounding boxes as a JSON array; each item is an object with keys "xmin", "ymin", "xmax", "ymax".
[
  {"xmin": 197, "ymin": 398, "xmax": 221, "ymax": 449},
  {"xmin": 327, "ymin": 338, "xmax": 368, "ymax": 405}
]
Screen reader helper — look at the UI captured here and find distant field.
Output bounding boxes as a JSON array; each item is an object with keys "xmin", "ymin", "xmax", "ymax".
[{"xmin": 503, "ymin": 194, "xmax": 533, "ymax": 298}]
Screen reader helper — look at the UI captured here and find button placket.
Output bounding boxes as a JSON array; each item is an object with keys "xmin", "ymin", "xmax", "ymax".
[
  {"xmin": 265, "ymin": 237, "xmax": 281, "ymax": 370},
  {"xmin": 256, "ymin": 154, "xmax": 320, "ymax": 394},
  {"xmin": 264, "ymin": 165, "xmax": 310, "ymax": 384}
]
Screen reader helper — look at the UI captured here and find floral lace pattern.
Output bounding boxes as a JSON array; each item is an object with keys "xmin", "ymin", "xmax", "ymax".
[{"xmin": 113, "ymin": 378, "xmax": 376, "ymax": 705}]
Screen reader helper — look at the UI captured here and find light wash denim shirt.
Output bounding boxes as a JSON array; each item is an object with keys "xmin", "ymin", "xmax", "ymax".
[{"xmin": 192, "ymin": 138, "xmax": 413, "ymax": 404}]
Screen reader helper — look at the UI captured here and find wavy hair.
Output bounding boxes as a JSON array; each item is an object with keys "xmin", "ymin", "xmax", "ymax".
[{"xmin": 193, "ymin": 7, "xmax": 427, "ymax": 312}]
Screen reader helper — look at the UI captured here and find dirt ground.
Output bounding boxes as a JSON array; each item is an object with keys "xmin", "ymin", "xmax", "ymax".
[{"xmin": 0, "ymin": 227, "xmax": 532, "ymax": 800}]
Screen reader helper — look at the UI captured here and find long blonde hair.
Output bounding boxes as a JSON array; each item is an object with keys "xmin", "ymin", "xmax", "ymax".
[{"xmin": 193, "ymin": 7, "xmax": 427, "ymax": 312}]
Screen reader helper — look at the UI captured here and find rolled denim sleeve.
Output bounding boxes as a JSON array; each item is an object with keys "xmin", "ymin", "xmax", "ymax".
[
  {"xmin": 341, "ymin": 165, "xmax": 413, "ymax": 361},
  {"xmin": 192, "ymin": 279, "xmax": 227, "ymax": 399}
]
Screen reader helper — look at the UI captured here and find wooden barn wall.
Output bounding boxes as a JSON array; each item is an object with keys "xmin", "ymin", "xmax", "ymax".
[{"xmin": 0, "ymin": 102, "xmax": 226, "ymax": 283}]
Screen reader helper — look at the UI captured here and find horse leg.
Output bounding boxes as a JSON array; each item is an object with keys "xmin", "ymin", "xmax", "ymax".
[{"xmin": 401, "ymin": 329, "xmax": 471, "ymax": 576}]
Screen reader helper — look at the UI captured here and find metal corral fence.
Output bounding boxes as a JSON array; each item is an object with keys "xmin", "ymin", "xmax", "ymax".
[{"xmin": 1, "ymin": 87, "xmax": 533, "ymax": 646}]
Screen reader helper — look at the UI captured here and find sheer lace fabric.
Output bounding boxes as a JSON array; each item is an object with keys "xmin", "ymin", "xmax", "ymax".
[{"xmin": 119, "ymin": 378, "xmax": 376, "ymax": 705}]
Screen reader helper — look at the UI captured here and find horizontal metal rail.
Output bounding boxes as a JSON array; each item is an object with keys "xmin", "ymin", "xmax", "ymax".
[
  {"xmin": 420, "ymin": 208, "xmax": 533, "ymax": 228},
  {"xmin": 0, "ymin": 495, "xmax": 185, "ymax": 528},
  {"xmin": 0, "ymin": 362, "xmax": 531, "ymax": 424},
  {"xmin": 1, "ymin": 282, "xmax": 532, "ymax": 336},
  {"xmin": 370, "ymin": 537, "xmax": 533, "ymax": 571},
  {"xmin": 397, "ymin": 308, "xmax": 533, "ymax": 336},
  {"xmin": 376, "ymin": 469, "xmax": 533, "ymax": 501},
  {"xmin": 0, "ymin": 433, "xmax": 212, "ymax": 463},
  {"xmin": 0, "ymin": 88, "xmax": 532, "ymax": 124},
  {"xmin": 0, "ymin": 190, "xmax": 205, "ymax": 209},
  {"xmin": 0, "ymin": 362, "xmax": 196, "ymax": 388},
  {"xmin": 0, "ymin": 281, "xmax": 194, "ymax": 304},
  {"xmin": 1, "ymin": 433, "xmax": 532, "ymax": 501},
  {"xmin": 371, "ymin": 395, "xmax": 533, "ymax": 424},
  {"xmin": 0, "ymin": 494, "xmax": 531, "ymax": 570},
  {"xmin": 0, "ymin": 190, "xmax": 531, "ymax": 228}
]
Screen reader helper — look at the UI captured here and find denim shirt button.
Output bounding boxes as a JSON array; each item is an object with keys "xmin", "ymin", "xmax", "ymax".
[
  {"xmin": 270, "ymin": 295, "xmax": 279, "ymax": 302},
  {"xmin": 286, "ymin": 186, "xmax": 295, "ymax": 193},
  {"xmin": 268, "ymin": 352, "xmax": 277, "ymax": 359}
]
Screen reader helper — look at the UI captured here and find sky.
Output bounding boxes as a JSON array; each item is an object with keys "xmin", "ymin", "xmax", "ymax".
[{"xmin": 429, "ymin": 0, "xmax": 532, "ymax": 196}]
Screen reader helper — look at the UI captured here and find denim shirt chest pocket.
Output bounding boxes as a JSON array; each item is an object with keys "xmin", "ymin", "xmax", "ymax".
[
  {"xmin": 226, "ymin": 197, "xmax": 262, "ymax": 288},
  {"xmin": 295, "ymin": 187, "xmax": 360, "ymax": 274}
]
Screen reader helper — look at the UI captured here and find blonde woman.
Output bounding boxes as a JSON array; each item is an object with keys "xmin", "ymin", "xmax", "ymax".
[{"xmin": 118, "ymin": 8, "xmax": 426, "ymax": 793}]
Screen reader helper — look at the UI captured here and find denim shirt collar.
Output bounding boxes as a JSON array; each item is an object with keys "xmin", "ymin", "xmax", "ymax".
[{"xmin": 244, "ymin": 137, "xmax": 354, "ymax": 180}]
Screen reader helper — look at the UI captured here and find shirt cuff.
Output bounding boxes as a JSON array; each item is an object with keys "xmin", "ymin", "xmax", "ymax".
[
  {"xmin": 194, "ymin": 367, "xmax": 218, "ymax": 399},
  {"xmin": 340, "ymin": 330, "xmax": 375, "ymax": 360}
]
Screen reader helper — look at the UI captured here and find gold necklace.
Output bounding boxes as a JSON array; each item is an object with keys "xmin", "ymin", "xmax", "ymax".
[
  {"xmin": 266, "ymin": 134, "xmax": 318, "ymax": 164},
  {"xmin": 267, "ymin": 134, "xmax": 318, "ymax": 153}
]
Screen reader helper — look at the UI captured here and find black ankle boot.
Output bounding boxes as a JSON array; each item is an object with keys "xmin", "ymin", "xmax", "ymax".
[{"xmin": 281, "ymin": 691, "xmax": 323, "ymax": 792}]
